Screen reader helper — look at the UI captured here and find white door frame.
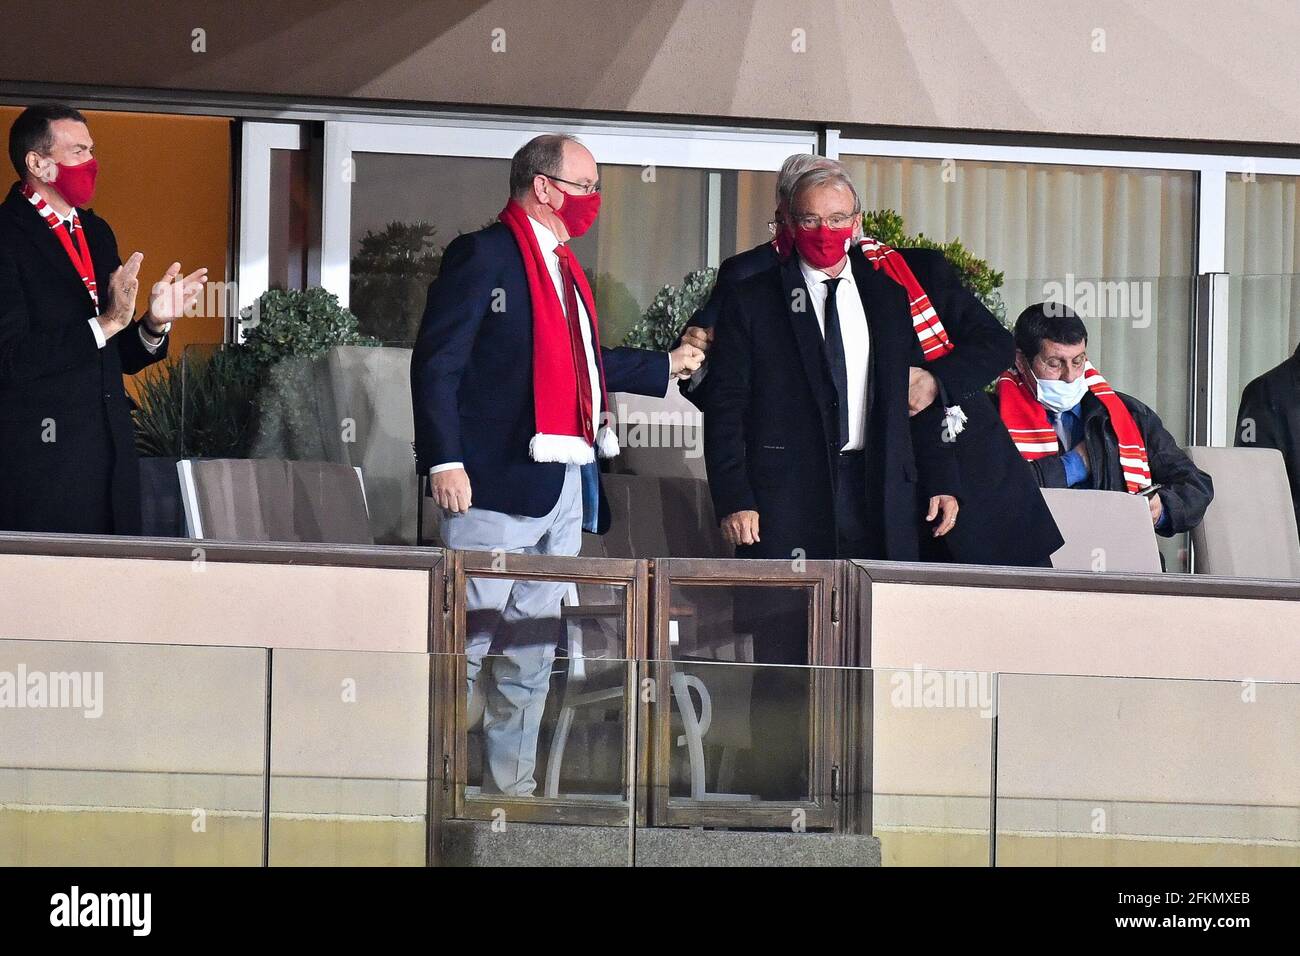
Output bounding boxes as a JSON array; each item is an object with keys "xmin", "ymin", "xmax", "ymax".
[{"xmin": 237, "ymin": 122, "xmax": 309, "ymax": 338}]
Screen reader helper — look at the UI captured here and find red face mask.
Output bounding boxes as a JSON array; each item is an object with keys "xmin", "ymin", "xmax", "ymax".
[
  {"xmin": 793, "ymin": 223, "xmax": 854, "ymax": 270},
  {"xmin": 48, "ymin": 157, "xmax": 99, "ymax": 207},
  {"xmin": 551, "ymin": 186, "xmax": 600, "ymax": 238}
]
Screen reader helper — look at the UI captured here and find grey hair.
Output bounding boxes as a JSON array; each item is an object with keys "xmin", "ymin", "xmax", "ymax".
[
  {"xmin": 776, "ymin": 153, "xmax": 838, "ymax": 209},
  {"xmin": 510, "ymin": 133, "xmax": 583, "ymax": 200},
  {"xmin": 789, "ymin": 164, "xmax": 862, "ymax": 216}
]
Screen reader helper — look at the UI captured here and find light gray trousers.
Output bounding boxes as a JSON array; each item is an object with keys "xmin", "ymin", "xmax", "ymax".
[{"xmin": 440, "ymin": 463, "xmax": 581, "ymax": 796}]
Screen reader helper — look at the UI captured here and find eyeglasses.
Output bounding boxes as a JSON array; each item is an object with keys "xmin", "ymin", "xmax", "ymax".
[
  {"xmin": 544, "ymin": 174, "xmax": 601, "ymax": 195},
  {"xmin": 793, "ymin": 212, "xmax": 858, "ymax": 231}
]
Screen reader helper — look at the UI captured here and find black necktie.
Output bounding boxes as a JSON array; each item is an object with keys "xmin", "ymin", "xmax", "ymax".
[{"xmin": 822, "ymin": 277, "xmax": 850, "ymax": 449}]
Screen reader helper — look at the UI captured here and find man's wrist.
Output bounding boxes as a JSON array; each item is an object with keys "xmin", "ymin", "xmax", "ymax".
[{"xmin": 142, "ymin": 314, "xmax": 171, "ymax": 338}]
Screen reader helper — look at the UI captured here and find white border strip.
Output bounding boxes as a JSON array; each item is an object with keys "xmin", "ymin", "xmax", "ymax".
[{"xmin": 237, "ymin": 122, "xmax": 307, "ymax": 333}]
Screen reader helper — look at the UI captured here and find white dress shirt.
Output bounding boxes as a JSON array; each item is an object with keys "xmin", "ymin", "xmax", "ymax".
[
  {"xmin": 798, "ymin": 257, "xmax": 871, "ymax": 452},
  {"xmin": 63, "ymin": 207, "xmax": 170, "ymax": 354},
  {"xmin": 431, "ymin": 215, "xmax": 603, "ymax": 475}
]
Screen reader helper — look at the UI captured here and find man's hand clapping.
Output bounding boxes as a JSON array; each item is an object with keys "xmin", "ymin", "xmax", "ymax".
[
  {"xmin": 146, "ymin": 261, "xmax": 208, "ymax": 333},
  {"xmin": 96, "ymin": 251, "xmax": 143, "ymax": 339}
]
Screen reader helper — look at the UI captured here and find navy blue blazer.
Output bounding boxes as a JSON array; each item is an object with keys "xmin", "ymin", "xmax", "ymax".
[{"xmin": 411, "ymin": 220, "xmax": 669, "ymax": 529}]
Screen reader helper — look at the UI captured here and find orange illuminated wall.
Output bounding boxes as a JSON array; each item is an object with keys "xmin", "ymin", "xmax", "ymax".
[{"xmin": 0, "ymin": 107, "xmax": 232, "ymax": 367}]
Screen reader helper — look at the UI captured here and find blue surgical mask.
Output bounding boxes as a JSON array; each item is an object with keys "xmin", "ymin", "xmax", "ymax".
[{"xmin": 1036, "ymin": 374, "xmax": 1088, "ymax": 414}]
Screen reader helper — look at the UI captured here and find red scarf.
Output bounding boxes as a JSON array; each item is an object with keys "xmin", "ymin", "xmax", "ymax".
[
  {"xmin": 498, "ymin": 199, "xmax": 618, "ymax": 464},
  {"xmin": 21, "ymin": 182, "xmax": 99, "ymax": 314},
  {"xmin": 858, "ymin": 236, "xmax": 954, "ymax": 361},
  {"xmin": 996, "ymin": 363, "xmax": 1152, "ymax": 492}
]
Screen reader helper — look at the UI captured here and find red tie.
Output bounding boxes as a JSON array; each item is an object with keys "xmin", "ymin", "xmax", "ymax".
[{"xmin": 554, "ymin": 244, "xmax": 596, "ymax": 444}]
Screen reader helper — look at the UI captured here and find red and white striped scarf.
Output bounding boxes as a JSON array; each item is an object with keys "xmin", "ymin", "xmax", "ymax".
[
  {"xmin": 857, "ymin": 236, "xmax": 955, "ymax": 361},
  {"xmin": 996, "ymin": 363, "xmax": 1153, "ymax": 492},
  {"xmin": 20, "ymin": 182, "xmax": 99, "ymax": 313}
]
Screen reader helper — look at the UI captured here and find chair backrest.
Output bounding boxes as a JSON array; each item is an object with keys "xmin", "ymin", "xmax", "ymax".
[
  {"xmin": 178, "ymin": 459, "xmax": 372, "ymax": 544},
  {"xmin": 1040, "ymin": 488, "xmax": 1162, "ymax": 573},
  {"xmin": 605, "ymin": 389, "xmax": 707, "ymax": 481},
  {"xmin": 1187, "ymin": 446, "xmax": 1300, "ymax": 579}
]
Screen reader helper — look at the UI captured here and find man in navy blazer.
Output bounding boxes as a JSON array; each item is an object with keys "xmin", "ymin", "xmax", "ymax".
[{"xmin": 411, "ymin": 133, "xmax": 702, "ymax": 796}]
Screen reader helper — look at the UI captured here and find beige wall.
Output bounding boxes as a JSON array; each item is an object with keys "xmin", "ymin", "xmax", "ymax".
[
  {"xmin": 0, "ymin": 553, "xmax": 431, "ymax": 653},
  {"xmin": 1, "ymin": 2, "xmax": 1298, "ymax": 146},
  {"xmin": 869, "ymin": 581, "xmax": 1300, "ymax": 683}
]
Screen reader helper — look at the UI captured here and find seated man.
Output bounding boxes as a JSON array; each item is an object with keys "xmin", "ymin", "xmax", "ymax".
[
  {"xmin": 996, "ymin": 302, "xmax": 1213, "ymax": 536},
  {"xmin": 1235, "ymin": 343, "xmax": 1300, "ymax": 540}
]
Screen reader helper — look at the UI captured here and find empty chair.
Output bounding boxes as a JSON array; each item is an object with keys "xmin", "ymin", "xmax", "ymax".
[
  {"xmin": 1187, "ymin": 447, "xmax": 1300, "ymax": 580},
  {"xmin": 178, "ymin": 458, "xmax": 372, "ymax": 544},
  {"xmin": 1040, "ymin": 487, "xmax": 1162, "ymax": 573}
]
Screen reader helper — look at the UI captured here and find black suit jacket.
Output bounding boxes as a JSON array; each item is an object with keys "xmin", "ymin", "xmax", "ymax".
[
  {"xmin": 1236, "ymin": 347, "xmax": 1300, "ymax": 538},
  {"xmin": 411, "ymin": 220, "xmax": 669, "ymax": 532},
  {"xmin": 706, "ymin": 246, "xmax": 1062, "ymax": 565},
  {"xmin": 0, "ymin": 183, "xmax": 167, "ymax": 534},
  {"xmin": 675, "ymin": 242, "xmax": 779, "ymax": 411}
]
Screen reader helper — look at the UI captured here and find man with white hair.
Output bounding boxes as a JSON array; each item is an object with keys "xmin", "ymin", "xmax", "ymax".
[
  {"xmin": 705, "ymin": 164, "xmax": 1061, "ymax": 799},
  {"xmin": 706, "ymin": 164, "xmax": 1060, "ymax": 566}
]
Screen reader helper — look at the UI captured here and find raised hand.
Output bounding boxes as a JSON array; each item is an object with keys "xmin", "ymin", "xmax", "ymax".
[
  {"xmin": 97, "ymin": 251, "xmax": 144, "ymax": 339},
  {"xmin": 147, "ymin": 261, "xmax": 208, "ymax": 331},
  {"xmin": 669, "ymin": 341, "xmax": 705, "ymax": 379}
]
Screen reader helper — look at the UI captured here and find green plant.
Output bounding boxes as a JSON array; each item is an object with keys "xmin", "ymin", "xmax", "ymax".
[
  {"xmin": 240, "ymin": 287, "xmax": 379, "ymax": 370},
  {"xmin": 134, "ymin": 346, "xmax": 260, "ymax": 458},
  {"xmin": 621, "ymin": 267, "xmax": 718, "ymax": 351},
  {"xmin": 133, "ymin": 288, "xmax": 379, "ymax": 458},
  {"xmin": 348, "ymin": 221, "xmax": 444, "ymax": 344}
]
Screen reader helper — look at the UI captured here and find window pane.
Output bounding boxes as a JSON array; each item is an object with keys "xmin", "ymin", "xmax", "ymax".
[
  {"xmin": 350, "ymin": 153, "xmax": 509, "ymax": 345},
  {"xmin": 721, "ymin": 169, "xmax": 778, "ymax": 258},
  {"xmin": 348, "ymin": 154, "xmax": 707, "ymax": 346},
  {"xmin": 568, "ymin": 164, "xmax": 706, "ymax": 344},
  {"xmin": 268, "ymin": 147, "xmax": 311, "ymax": 292},
  {"xmin": 1225, "ymin": 173, "xmax": 1300, "ymax": 418}
]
